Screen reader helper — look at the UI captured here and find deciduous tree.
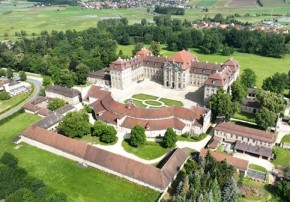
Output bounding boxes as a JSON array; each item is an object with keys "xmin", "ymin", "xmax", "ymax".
[
  {"xmin": 18, "ymin": 71, "xmax": 26, "ymax": 81},
  {"xmin": 92, "ymin": 120, "xmax": 106, "ymax": 137},
  {"xmin": 255, "ymin": 107, "xmax": 276, "ymax": 130},
  {"xmin": 130, "ymin": 125, "xmax": 146, "ymax": 147},
  {"xmin": 262, "ymin": 72, "xmax": 288, "ymax": 94},
  {"xmin": 6, "ymin": 67, "xmax": 13, "ymax": 79},
  {"xmin": 58, "ymin": 110, "xmax": 91, "ymax": 138},
  {"xmin": 163, "ymin": 128, "xmax": 177, "ymax": 148},
  {"xmin": 47, "ymin": 98, "xmax": 66, "ymax": 111},
  {"xmin": 231, "ymin": 80, "xmax": 247, "ymax": 103},
  {"xmin": 100, "ymin": 125, "xmax": 117, "ymax": 143},
  {"xmin": 240, "ymin": 68, "xmax": 256, "ymax": 88}
]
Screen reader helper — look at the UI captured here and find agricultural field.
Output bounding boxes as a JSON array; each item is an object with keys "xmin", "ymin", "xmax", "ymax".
[
  {"xmin": 1, "ymin": 1, "xmax": 290, "ymax": 40},
  {"xmin": 227, "ymin": 0, "xmax": 257, "ymax": 7},
  {"xmin": 195, "ymin": 0, "xmax": 218, "ymax": 7},
  {"xmin": 261, "ymin": 0, "xmax": 290, "ymax": 7},
  {"xmin": 125, "ymin": 93, "xmax": 183, "ymax": 108},
  {"xmin": 0, "ymin": 112, "xmax": 159, "ymax": 201}
]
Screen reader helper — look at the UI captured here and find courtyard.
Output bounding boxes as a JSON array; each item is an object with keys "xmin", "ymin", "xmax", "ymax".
[{"xmin": 110, "ymin": 79, "xmax": 204, "ymax": 108}]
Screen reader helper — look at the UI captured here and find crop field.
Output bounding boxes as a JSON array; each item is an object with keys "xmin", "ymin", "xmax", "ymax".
[
  {"xmin": 1, "ymin": 1, "xmax": 290, "ymax": 40},
  {"xmin": 227, "ymin": 0, "xmax": 257, "ymax": 7},
  {"xmin": 195, "ymin": 0, "xmax": 218, "ymax": 7},
  {"xmin": 261, "ymin": 0, "xmax": 290, "ymax": 7}
]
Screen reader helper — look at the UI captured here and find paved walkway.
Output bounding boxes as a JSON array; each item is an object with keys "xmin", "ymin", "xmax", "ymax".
[
  {"xmin": 233, "ymin": 153, "xmax": 274, "ymax": 171},
  {"xmin": 276, "ymin": 97, "xmax": 290, "ymax": 143},
  {"xmin": 92, "ymin": 132, "xmax": 211, "ymax": 165}
]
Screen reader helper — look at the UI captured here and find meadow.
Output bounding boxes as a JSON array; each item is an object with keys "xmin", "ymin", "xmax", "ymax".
[
  {"xmin": 0, "ymin": 112, "xmax": 159, "ymax": 202},
  {"xmin": 1, "ymin": 0, "xmax": 290, "ymax": 40}
]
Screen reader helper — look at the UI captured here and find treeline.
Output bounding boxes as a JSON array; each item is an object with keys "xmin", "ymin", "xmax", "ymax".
[
  {"xmin": 201, "ymin": 13, "xmax": 252, "ymax": 26},
  {"xmin": 154, "ymin": 5, "xmax": 185, "ymax": 15},
  {"xmin": 27, "ymin": 0, "xmax": 77, "ymax": 5},
  {"xmin": 0, "ymin": 152, "xmax": 67, "ymax": 201},
  {"xmin": 98, "ymin": 16, "xmax": 290, "ymax": 58},
  {"xmin": 0, "ymin": 28, "xmax": 117, "ymax": 87},
  {"xmin": 171, "ymin": 151, "xmax": 238, "ymax": 201}
]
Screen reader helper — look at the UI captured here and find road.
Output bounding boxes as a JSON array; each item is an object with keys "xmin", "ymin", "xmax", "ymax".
[{"xmin": 0, "ymin": 76, "xmax": 42, "ymax": 120}]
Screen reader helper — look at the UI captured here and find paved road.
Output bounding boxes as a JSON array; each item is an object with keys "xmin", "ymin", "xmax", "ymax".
[{"xmin": 0, "ymin": 76, "xmax": 42, "ymax": 120}]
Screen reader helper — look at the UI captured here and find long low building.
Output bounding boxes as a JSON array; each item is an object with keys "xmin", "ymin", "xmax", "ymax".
[
  {"xmin": 45, "ymin": 85, "xmax": 81, "ymax": 105},
  {"xmin": 86, "ymin": 85, "xmax": 211, "ymax": 137},
  {"xmin": 20, "ymin": 125, "xmax": 189, "ymax": 192},
  {"xmin": 200, "ymin": 148, "xmax": 249, "ymax": 176}
]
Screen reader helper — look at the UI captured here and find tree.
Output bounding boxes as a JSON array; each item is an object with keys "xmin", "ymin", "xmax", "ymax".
[
  {"xmin": 0, "ymin": 152, "xmax": 18, "ymax": 168},
  {"xmin": 163, "ymin": 128, "xmax": 177, "ymax": 148},
  {"xmin": 240, "ymin": 68, "xmax": 256, "ymax": 88},
  {"xmin": 208, "ymin": 89, "xmax": 239, "ymax": 121},
  {"xmin": 255, "ymin": 107, "xmax": 276, "ymax": 130},
  {"xmin": 147, "ymin": 7, "xmax": 150, "ymax": 14},
  {"xmin": 47, "ymin": 98, "xmax": 66, "ymax": 111},
  {"xmin": 75, "ymin": 63, "xmax": 89, "ymax": 85},
  {"xmin": 262, "ymin": 72, "xmax": 288, "ymax": 94},
  {"xmin": 222, "ymin": 44, "xmax": 234, "ymax": 56},
  {"xmin": 0, "ymin": 68, "xmax": 6, "ymax": 77},
  {"xmin": 92, "ymin": 120, "xmax": 106, "ymax": 136},
  {"xmin": 18, "ymin": 71, "xmax": 27, "ymax": 81},
  {"xmin": 58, "ymin": 110, "xmax": 91, "ymax": 138},
  {"xmin": 130, "ymin": 125, "xmax": 146, "ymax": 147},
  {"xmin": 6, "ymin": 67, "xmax": 13, "ymax": 79},
  {"xmin": 221, "ymin": 177, "xmax": 238, "ymax": 202},
  {"xmin": 43, "ymin": 76, "xmax": 52, "ymax": 88},
  {"xmin": 100, "ymin": 125, "xmax": 117, "ymax": 143},
  {"xmin": 141, "ymin": 18, "xmax": 147, "ymax": 26},
  {"xmin": 231, "ymin": 80, "xmax": 247, "ymax": 103},
  {"xmin": 257, "ymin": 91, "xmax": 286, "ymax": 113},
  {"xmin": 0, "ymin": 92, "xmax": 11, "ymax": 100},
  {"xmin": 132, "ymin": 42, "xmax": 144, "ymax": 56},
  {"xmin": 149, "ymin": 41, "xmax": 161, "ymax": 56},
  {"xmin": 212, "ymin": 178, "xmax": 222, "ymax": 202}
]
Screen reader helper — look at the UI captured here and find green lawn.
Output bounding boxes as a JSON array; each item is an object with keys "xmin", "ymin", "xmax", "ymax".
[
  {"xmin": 145, "ymin": 100, "xmax": 162, "ymax": 106},
  {"xmin": 132, "ymin": 93, "xmax": 159, "ymax": 100},
  {"xmin": 195, "ymin": 0, "xmax": 218, "ymax": 6},
  {"xmin": 122, "ymin": 140, "xmax": 171, "ymax": 160},
  {"xmin": 272, "ymin": 147, "xmax": 290, "ymax": 167},
  {"xmin": 233, "ymin": 111, "xmax": 256, "ymax": 123},
  {"xmin": 0, "ymin": 112, "xmax": 159, "ymax": 201},
  {"xmin": 249, "ymin": 164, "xmax": 267, "ymax": 173},
  {"xmin": 125, "ymin": 99, "xmax": 147, "ymax": 108},
  {"xmin": 0, "ymin": 92, "xmax": 31, "ymax": 114},
  {"xmin": 159, "ymin": 98, "xmax": 183, "ymax": 107},
  {"xmin": 281, "ymin": 135, "xmax": 290, "ymax": 143}
]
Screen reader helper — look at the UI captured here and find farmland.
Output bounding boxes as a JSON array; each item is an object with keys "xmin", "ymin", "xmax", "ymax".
[{"xmin": 1, "ymin": 1, "xmax": 290, "ymax": 40}]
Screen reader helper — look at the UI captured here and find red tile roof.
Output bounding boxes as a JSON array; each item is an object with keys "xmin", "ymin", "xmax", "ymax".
[
  {"xmin": 167, "ymin": 50, "xmax": 197, "ymax": 70},
  {"xmin": 22, "ymin": 103, "xmax": 40, "ymax": 112},
  {"xmin": 37, "ymin": 107, "xmax": 51, "ymax": 116},
  {"xmin": 200, "ymin": 148, "xmax": 249, "ymax": 171},
  {"xmin": 21, "ymin": 125, "xmax": 189, "ymax": 191},
  {"xmin": 215, "ymin": 122, "xmax": 275, "ymax": 143},
  {"xmin": 136, "ymin": 48, "xmax": 152, "ymax": 59},
  {"xmin": 121, "ymin": 117, "xmax": 186, "ymax": 131}
]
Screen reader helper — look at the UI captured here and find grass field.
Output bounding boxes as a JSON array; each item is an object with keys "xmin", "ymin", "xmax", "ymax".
[
  {"xmin": 195, "ymin": 0, "xmax": 218, "ymax": 7},
  {"xmin": 0, "ymin": 112, "xmax": 159, "ymax": 201},
  {"xmin": 281, "ymin": 134, "xmax": 290, "ymax": 143},
  {"xmin": 272, "ymin": 147, "xmax": 290, "ymax": 167},
  {"xmin": 249, "ymin": 164, "xmax": 267, "ymax": 173},
  {"xmin": 0, "ymin": 92, "xmax": 30, "ymax": 113},
  {"xmin": 1, "ymin": 2, "xmax": 290, "ymax": 40},
  {"xmin": 122, "ymin": 140, "xmax": 171, "ymax": 160},
  {"xmin": 233, "ymin": 111, "xmax": 256, "ymax": 123}
]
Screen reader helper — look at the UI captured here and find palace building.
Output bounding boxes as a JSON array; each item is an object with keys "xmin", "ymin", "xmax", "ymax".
[{"xmin": 107, "ymin": 49, "xmax": 240, "ymax": 102}]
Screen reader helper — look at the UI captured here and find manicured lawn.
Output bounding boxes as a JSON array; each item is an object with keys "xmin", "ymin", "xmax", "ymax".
[
  {"xmin": 159, "ymin": 98, "xmax": 183, "ymax": 107},
  {"xmin": 281, "ymin": 134, "xmax": 290, "ymax": 143},
  {"xmin": 176, "ymin": 133, "xmax": 207, "ymax": 142},
  {"xmin": 122, "ymin": 140, "xmax": 171, "ymax": 160},
  {"xmin": 272, "ymin": 147, "xmax": 290, "ymax": 167},
  {"xmin": 125, "ymin": 99, "xmax": 147, "ymax": 108},
  {"xmin": 144, "ymin": 100, "xmax": 162, "ymax": 106},
  {"xmin": 233, "ymin": 111, "xmax": 256, "ymax": 123},
  {"xmin": 249, "ymin": 164, "xmax": 267, "ymax": 173},
  {"xmin": 132, "ymin": 93, "xmax": 159, "ymax": 100},
  {"xmin": 0, "ymin": 112, "xmax": 159, "ymax": 201}
]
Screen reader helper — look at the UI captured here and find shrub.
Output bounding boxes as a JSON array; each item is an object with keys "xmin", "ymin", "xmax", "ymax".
[{"xmin": 0, "ymin": 92, "xmax": 11, "ymax": 100}]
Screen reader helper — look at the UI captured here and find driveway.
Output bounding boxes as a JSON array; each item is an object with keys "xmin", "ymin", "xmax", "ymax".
[
  {"xmin": 233, "ymin": 152, "xmax": 274, "ymax": 171},
  {"xmin": 0, "ymin": 76, "xmax": 42, "ymax": 120}
]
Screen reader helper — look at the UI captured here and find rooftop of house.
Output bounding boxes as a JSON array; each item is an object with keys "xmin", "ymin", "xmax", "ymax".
[
  {"xmin": 200, "ymin": 148, "xmax": 249, "ymax": 171},
  {"xmin": 21, "ymin": 125, "xmax": 189, "ymax": 191},
  {"xmin": 235, "ymin": 141, "xmax": 273, "ymax": 158},
  {"xmin": 215, "ymin": 122, "xmax": 275, "ymax": 143},
  {"xmin": 45, "ymin": 85, "xmax": 80, "ymax": 98}
]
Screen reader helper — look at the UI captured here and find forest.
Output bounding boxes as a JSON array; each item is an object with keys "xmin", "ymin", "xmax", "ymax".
[
  {"xmin": 154, "ymin": 5, "xmax": 185, "ymax": 15},
  {"xmin": 27, "ymin": 0, "xmax": 77, "ymax": 5}
]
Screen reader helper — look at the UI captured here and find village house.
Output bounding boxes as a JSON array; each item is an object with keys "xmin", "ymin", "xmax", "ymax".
[
  {"xmin": 214, "ymin": 122, "xmax": 275, "ymax": 160},
  {"xmin": 87, "ymin": 68, "xmax": 111, "ymax": 87},
  {"xmin": 23, "ymin": 96, "xmax": 52, "ymax": 117},
  {"xmin": 93, "ymin": 49, "xmax": 239, "ymax": 103},
  {"xmin": 200, "ymin": 148, "xmax": 249, "ymax": 177},
  {"xmin": 85, "ymin": 85, "xmax": 211, "ymax": 137},
  {"xmin": 3, "ymin": 80, "xmax": 31, "ymax": 96},
  {"xmin": 20, "ymin": 125, "xmax": 189, "ymax": 193},
  {"xmin": 45, "ymin": 85, "xmax": 81, "ymax": 105}
]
